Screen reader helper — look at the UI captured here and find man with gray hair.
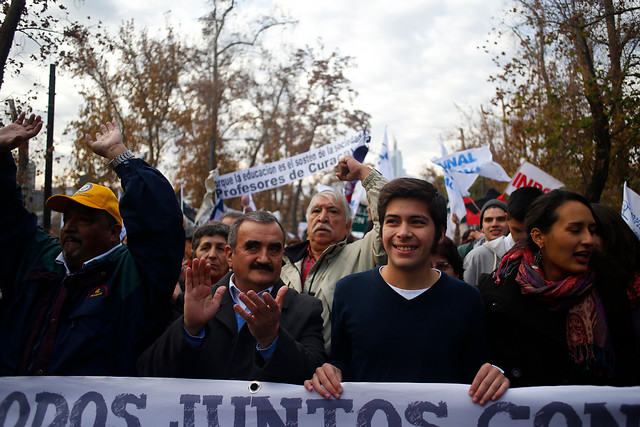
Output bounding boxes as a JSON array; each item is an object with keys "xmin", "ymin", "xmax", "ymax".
[
  {"xmin": 139, "ymin": 211, "xmax": 326, "ymax": 384},
  {"xmin": 280, "ymin": 156, "xmax": 388, "ymax": 350}
]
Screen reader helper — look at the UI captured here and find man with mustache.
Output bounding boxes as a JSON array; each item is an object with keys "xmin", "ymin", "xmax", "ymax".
[
  {"xmin": 138, "ymin": 211, "xmax": 326, "ymax": 384},
  {"xmin": 0, "ymin": 115, "xmax": 183, "ymax": 376},
  {"xmin": 281, "ymin": 156, "xmax": 388, "ymax": 351}
]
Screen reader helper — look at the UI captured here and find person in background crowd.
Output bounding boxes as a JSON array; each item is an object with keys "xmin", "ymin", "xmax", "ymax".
[
  {"xmin": 220, "ymin": 211, "xmax": 242, "ymax": 226},
  {"xmin": 458, "ymin": 200, "xmax": 509, "ymax": 259},
  {"xmin": 0, "ymin": 115, "xmax": 183, "ymax": 376},
  {"xmin": 172, "ymin": 223, "xmax": 231, "ymax": 321},
  {"xmin": 305, "ymin": 178, "xmax": 509, "ymax": 405},
  {"xmin": 591, "ymin": 203, "xmax": 640, "ymax": 341},
  {"xmin": 464, "ymin": 187, "xmax": 543, "ymax": 286},
  {"xmin": 138, "ymin": 212, "xmax": 326, "ymax": 384},
  {"xmin": 480, "ymin": 190, "xmax": 640, "ymax": 387},
  {"xmin": 281, "ymin": 156, "xmax": 388, "ymax": 351},
  {"xmin": 432, "ymin": 236, "xmax": 464, "ymax": 280}
]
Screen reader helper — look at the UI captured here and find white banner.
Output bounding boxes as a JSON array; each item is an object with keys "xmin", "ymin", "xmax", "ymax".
[
  {"xmin": 622, "ymin": 182, "xmax": 640, "ymax": 241},
  {"xmin": 0, "ymin": 377, "xmax": 638, "ymax": 426},
  {"xmin": 504, "ymin": 161, "xmax": 564, "ymax": 195},
  {"xmin": 214, "ymin": 132, "xmax": 368, "ymax": 200}
]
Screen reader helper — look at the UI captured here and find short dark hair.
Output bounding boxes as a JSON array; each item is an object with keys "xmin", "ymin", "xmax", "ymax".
[
  {"xmin": 192, "ymin": 223, "xmax": 230, "ymax": 252},
  {"xmin": 507, "ymin": 187, "xmax": 544, "ymax": 222},
  {"xmin": 220, "ymin": 211, "xmax": 242, "ymax": 224},
  {"xmin": 433, "ymin": 236, "xmax": 464, "ymax": 278},
  {"xmin": 228, "ymin": 211, "xmax": 285, "ymax": 250},
  {"xmin": 378, "ymin": 178, "xmax": 447, "ymax": 247},
  {"xmin": 524, "ymin": 189, "xmax": 593, "ymax": 251}
]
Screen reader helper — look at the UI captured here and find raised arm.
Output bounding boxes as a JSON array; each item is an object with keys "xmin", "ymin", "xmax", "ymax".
[
  {"xmin": 84, "ymin": 120, "xmax": 127, "ymax": 160},
  {"xmin": 335, "ymin": 155, "xmax": 372, "ymax": 182},
  {"xmin": 184, "ymin": 258, "xmax": 226, "ymax": 336},
  {"xmin": 0, "ymin": 113, "xmax": 43, "ymax": 152}
]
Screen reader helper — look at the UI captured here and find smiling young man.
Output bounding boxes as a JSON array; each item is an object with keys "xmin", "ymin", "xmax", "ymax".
[
  {"xmin": 305, "ymin": 178, "xmax": 509, "ymax": 405},
  {"xmin": 139, "ymin": 211, "xmax": 326, "ymax": 384}
]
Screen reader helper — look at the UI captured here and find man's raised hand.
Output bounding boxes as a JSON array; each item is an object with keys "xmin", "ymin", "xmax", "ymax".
[
  {"xmin": 183, "ymin": 258, "xmax": 226, "ymax": 336},
  {"xmin": 85, "ymin": 121, "xmax": 128, "ymax": 160},
  {"xmin": 0, "ymin": 113, "xmax": 43, "ymax": 152}
]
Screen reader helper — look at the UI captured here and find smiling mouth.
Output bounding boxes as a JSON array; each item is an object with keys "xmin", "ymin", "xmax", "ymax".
[{"xmin": 395, "ymin": 245, "xmax": 417, "ymax": 252}]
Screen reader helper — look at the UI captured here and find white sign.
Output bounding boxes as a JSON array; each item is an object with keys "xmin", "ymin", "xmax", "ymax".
[
  {"xmin": 504, "ymin": 162, "xmax": 564, "ymax": 195},
  {"xmin": 214, "ymin": 132, "xmax": 368, "ymax": 200},
  {"xmin": 0, "ymin": 377, "xmax": 638, "ymax": 426},
  {"xmin": 622, "ymin": 182, "xmax": 640, "ymax": 241}
]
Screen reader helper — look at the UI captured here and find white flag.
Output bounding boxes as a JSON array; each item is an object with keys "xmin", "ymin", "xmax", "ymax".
[
  {"xmin": 622, "ymin": 182, "xmax": 640, "ymax": 241},
  {"xmin": 377, "ymin": 126, "xmax": 395, "ymax": 180},
  {"xmin": 504, "ymin": 161, "xmax": 564, "ymax": 195},
  {"xmin": 432, "ymin": 146, "xmax": 511, "ymax": 182}
]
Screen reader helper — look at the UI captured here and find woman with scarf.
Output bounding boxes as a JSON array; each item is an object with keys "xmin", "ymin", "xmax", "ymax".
[{"xmin": 479, "ymin": 190, "xmax": 640, "ymax": 387}]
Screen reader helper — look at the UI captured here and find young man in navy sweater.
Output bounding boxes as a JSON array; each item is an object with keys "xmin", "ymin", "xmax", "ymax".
[{"xmin": 305, "ymin": 177, "xmax": 509, "ymax": 405}]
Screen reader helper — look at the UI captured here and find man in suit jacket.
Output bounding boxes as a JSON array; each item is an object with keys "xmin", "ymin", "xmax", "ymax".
[{"xmin": 138, "ymin": 211, "xmax": 326, "ymax": 384}]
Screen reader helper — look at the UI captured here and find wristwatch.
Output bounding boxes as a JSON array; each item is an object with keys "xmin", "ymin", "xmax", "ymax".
[{"xmin": 109, "ymin": 149, "xmax": 134, "ymax": 170}]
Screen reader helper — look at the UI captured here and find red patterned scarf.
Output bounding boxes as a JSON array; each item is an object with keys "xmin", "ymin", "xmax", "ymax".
[{"xmin": 494, "ymin": 245, "xmax": 614, "ymax": 378}]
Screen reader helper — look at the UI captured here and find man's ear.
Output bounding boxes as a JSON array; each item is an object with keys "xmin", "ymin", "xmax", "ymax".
[
  {"xmin": 225, "ymin": 245, "xmax": 234, "ymax": 269},
  {"xmin": 530, "ymin": 228, "xmax": 544, "ymax": 249},
  {"xmin": 110, "ymin": 224, "xmax": 122, "ymax": 244}
]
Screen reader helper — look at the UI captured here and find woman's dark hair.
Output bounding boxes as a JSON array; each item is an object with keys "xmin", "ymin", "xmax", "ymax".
[
  {"xmin": 378, "ymin": 178, "xmax": 447, "ymax": 249},
  {"xmin": 433, "ymin": 236, "xmax": 464, "ymax": 278},
  {"xmin": 590, "ymin": 207, "xmax": 640, "ymax": 386},
  {"xmin": 523, "ymin": 189, "xmax": 594, "ymax": 251},
  {"xmin": 591, "ymin": 203, "xmax": 640, "ymax": 283}
]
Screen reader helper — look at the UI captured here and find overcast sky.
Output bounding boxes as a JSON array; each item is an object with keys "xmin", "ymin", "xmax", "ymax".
[{"xmin": 1, "ymin": 0, "xmax": 511, "ymax": 181}]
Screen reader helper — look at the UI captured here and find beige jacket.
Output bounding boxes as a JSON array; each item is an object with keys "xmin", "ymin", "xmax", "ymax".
[{"xmin": 280, "ymin": 169, "xmax": 388, "ymax": 352}]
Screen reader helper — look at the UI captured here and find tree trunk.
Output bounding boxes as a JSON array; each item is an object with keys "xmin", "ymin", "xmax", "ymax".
[
  {"xmin": 571, "ymin": 24, "xmax": 611, "ymax": 203},
  {"xmin": 0, "ymin": 0, "xmax": 25, "ymax": 91}
]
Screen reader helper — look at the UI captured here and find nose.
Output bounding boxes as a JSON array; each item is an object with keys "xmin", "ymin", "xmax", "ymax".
[
  {"xmin": 257, "ymin": 247, "xmax": 270, "ymax": 264},
  {"xmin": 582, "ymin": 229, "xmax": 594, "ymax": 247},
  {"xmin": 317, "ymin": 209, "xmax": 329, "ymax": 222},
  {"xmin": 62, "ymin": 216, "xmax": 76, "ymax": 232},
  {"xmin": 396, "ymin": 221, "xmax": 412, "ymax": 238}
]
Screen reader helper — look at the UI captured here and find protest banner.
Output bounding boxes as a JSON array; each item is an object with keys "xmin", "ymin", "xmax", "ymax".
[
  {"xmin": 622, "ymin": 182, "xmax": 640, "ymax": 241},
  {"xmin": 0, "ymin": 377, "xmax": 638, "ymax": 426},
  {"xmin": 213, "ymin": 131, "xmax": 369, "ymax": 200},
  {"xmin": 504, "ymin": 162, "xmax": 564, "ymax": 195}
]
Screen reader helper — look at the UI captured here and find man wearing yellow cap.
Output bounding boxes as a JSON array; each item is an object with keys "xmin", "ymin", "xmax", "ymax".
[{"xmin": 0, "ymin": 113, "xmax": 184, "ymax": 376}]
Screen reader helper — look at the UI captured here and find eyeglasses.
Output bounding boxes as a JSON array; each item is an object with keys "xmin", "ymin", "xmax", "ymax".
[{"xmin": 433, "ymin": 262, "xmax": 452, "ymax": 270}]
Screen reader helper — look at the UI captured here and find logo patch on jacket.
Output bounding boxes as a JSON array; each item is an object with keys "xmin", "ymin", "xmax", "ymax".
[{"xmin": 87, "ymin": 285, "xmax": 108, "ymax": 299}]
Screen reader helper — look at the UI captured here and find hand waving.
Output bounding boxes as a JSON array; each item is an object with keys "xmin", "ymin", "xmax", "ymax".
[
  {"xmin": 183, "ymin": 258, "xmax": 226, "ymax": 336},
  {"xmin": 0, "ymin": 113, "xmax": 43, "ymax": 152},
  {"xmin": 85, "ymin": 120, "xmax": 128, "ymax": 160}
]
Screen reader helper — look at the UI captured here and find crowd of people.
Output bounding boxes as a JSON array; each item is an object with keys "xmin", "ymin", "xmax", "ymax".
[{"xmin": 1, "ymin": 114, "xmax": 638, "ymax": 405}]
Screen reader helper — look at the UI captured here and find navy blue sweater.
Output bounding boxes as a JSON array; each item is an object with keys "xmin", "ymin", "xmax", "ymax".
[{"xmin": 331, "ymin": 268, "xmax": 488, "ymax": 383}]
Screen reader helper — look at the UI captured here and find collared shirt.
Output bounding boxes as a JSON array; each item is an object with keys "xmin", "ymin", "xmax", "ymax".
[
  {"xmin": 54, "ymin": 244, "xmax": 123, "ymax": 276},
  {"xmin": 301, "ymin": 245, "xmax": 317, "ymax": 289}
]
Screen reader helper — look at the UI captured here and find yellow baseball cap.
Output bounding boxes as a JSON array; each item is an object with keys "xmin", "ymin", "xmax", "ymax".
[{"xmin": 46, "ymin": 183, "xmax": 122, "ymax": 225}]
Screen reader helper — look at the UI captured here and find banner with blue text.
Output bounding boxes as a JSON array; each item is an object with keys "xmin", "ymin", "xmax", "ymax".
[
  {"xmin": 1, "ymin": 377, "xmax": 638, "ymax": 426},
  {"xmin": 213, "ymin": 132, "xmax": 368, "ymax": 200}
]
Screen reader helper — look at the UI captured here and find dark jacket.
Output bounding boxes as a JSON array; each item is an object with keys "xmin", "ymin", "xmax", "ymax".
[
  {"xmin": 0, "ymin": 153, "xmax": 184, "ymax": 376},
  {"xmin": 479, "ymin": 267, "xmax": 640, "ymax": 387},
  {"xmin": 137, "ymin": 273, "xmax": 327, "ymax": 384}
]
